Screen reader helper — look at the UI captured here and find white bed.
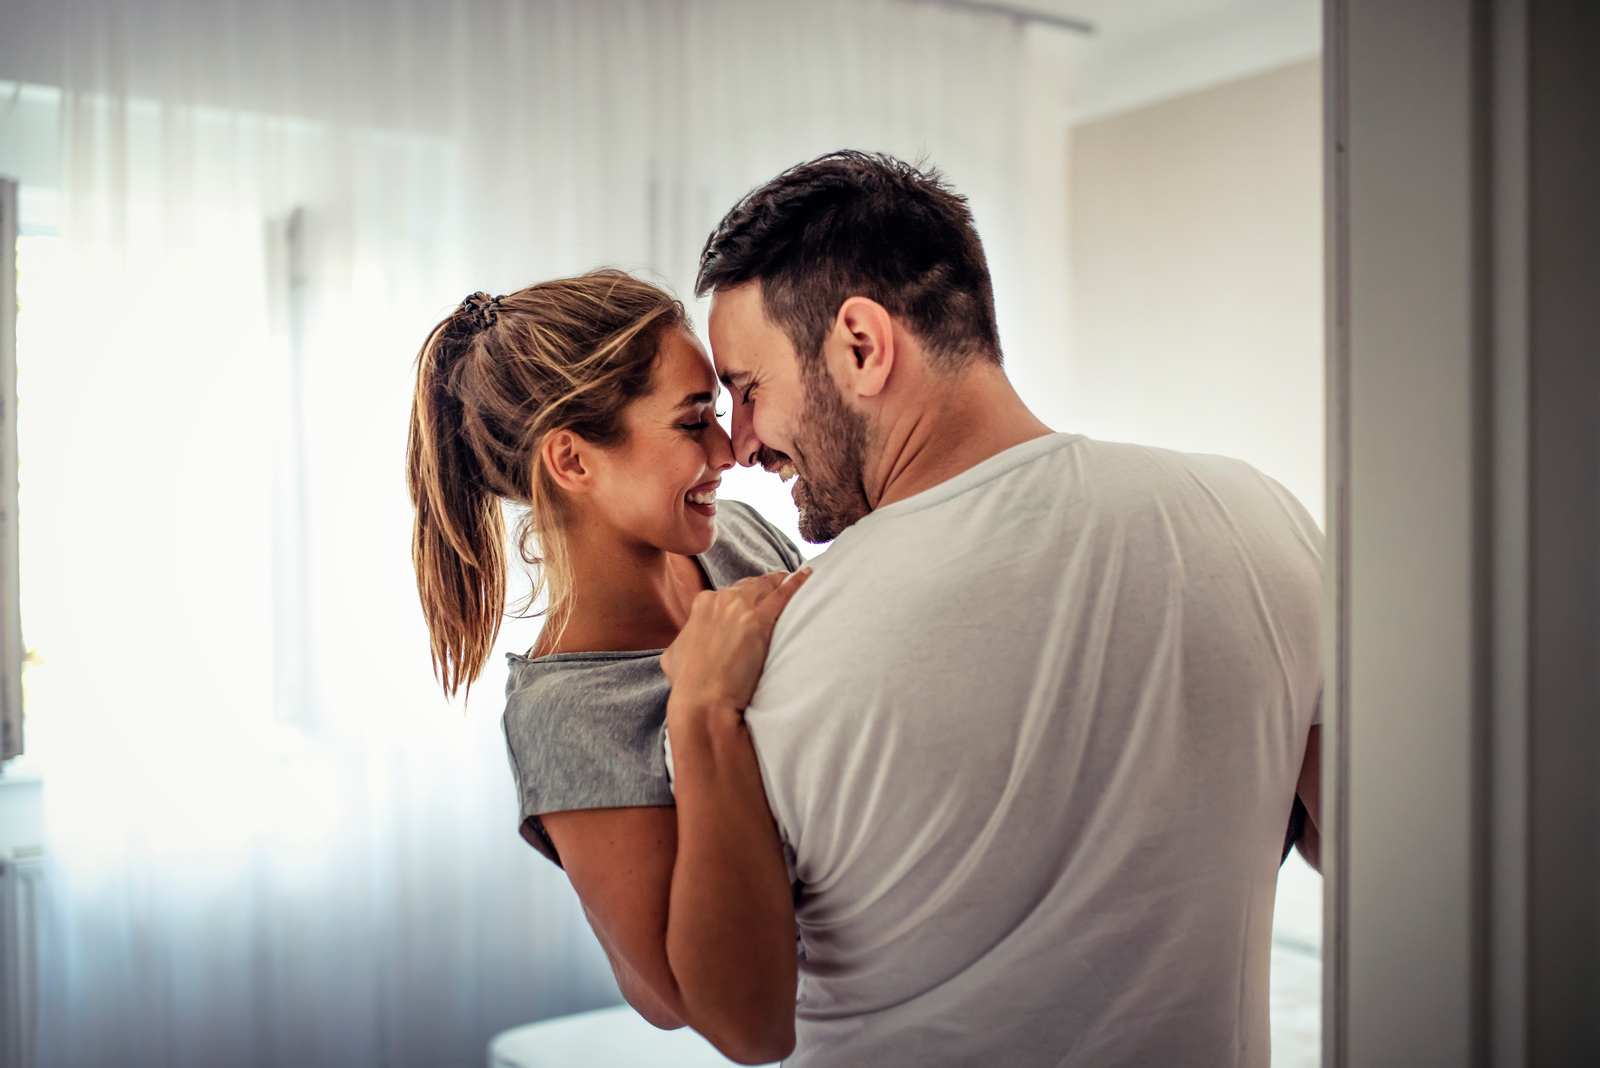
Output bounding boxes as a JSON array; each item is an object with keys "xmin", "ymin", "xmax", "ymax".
[{"xmin": 488, "ymin": 1005, "xmax": 761, "ymax": 1068}]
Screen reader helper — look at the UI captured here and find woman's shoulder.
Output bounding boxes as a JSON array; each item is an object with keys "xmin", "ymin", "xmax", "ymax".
[
  {"xmin": 505, "ymin": 642, "xmax": 668, "ymax": 709},
  {"xmin": 701, "ymin": 500, "xmax": 804, "ymax": 587},
  {"xmin": 502, "ymin": 651, "xmax": 675, "ymax": 865},
  {"xmin": 503, "ymin": 650, "xmax": 670, "ymax": 745}
]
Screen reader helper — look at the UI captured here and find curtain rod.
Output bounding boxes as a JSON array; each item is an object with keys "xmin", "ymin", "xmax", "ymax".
[{"xmin": 912, "ymin": 0, "xmax": 1096, "ymax": 35}]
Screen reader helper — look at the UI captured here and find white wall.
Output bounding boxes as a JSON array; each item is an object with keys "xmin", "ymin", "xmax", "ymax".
[
  {"xmin": 1066, "ymin": 58, "xmax": 1324, "ymax": 523},
  {"xmin": 1061, "ymin": 0, "xmax": 1321, "ymax": 124}
]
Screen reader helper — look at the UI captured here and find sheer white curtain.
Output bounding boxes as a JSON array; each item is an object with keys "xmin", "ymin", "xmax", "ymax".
[{"xmin": 0, "ymin": 2, "xmax": 1073, "ymax": 1064}]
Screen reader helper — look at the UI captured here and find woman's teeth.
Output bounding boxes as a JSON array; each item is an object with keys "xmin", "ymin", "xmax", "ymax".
[
  {"xmin": 777, "ymin": 463, "xmax": 798, "ymax": 482},
  {"xmin": 686, "ymin": 490, "xmax": 717, "ymax": 505}
]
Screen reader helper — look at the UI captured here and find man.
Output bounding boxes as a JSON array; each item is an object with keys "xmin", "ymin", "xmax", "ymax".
[{"xmin": 698, "ymin": 151, "xmax": 1323, "ymax": 1067}]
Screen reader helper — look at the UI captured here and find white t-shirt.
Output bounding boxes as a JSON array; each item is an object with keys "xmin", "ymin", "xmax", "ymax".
[{"xmin": 747, "ymin": 434, "xmax": 1323, "ymax": 1068}]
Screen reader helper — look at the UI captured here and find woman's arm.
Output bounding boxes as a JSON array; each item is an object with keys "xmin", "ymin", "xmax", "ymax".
[
  {"xmin": 543, "ymin": 806, "xmax": 686, "ymax": 1029},
  {"xmin": 660, "ymin": 687, "xmax": 797, "ymax": 1061},
  {"xmin": 541, "ymin": 570, "xmax": 809, "ymax": 1065},
  {"xmin": 543, "ymin": 674, "xmax": 797, "ymax": 1062}
]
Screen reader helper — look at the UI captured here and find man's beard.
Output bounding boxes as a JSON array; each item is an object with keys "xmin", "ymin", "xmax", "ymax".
[{"xmin": 763, "ymin": 361, "xmax": 872, "ymax": 543}]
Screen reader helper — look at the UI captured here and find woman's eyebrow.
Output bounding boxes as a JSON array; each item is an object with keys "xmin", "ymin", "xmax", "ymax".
[{"xmin": 677, "ymin": 390, "xmax": 716, "ymax": 409}]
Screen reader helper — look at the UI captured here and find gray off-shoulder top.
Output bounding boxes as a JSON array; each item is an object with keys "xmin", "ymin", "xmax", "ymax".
[{"xmin": 501, "ymin": 500, "xmax": 804, "ymax": 866}]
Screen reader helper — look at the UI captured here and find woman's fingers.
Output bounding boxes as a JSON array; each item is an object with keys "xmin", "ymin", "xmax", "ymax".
[
  {"xmin": 719, "ymin": 569, "xmax": 812, "ymax": 623},
  {"xmin": 753, "ymin": 567, "xmax": 812, "ymax": 627},
  {"xmin": 727, "ymin": 573, "xmax": 788, "ymax": 604}
]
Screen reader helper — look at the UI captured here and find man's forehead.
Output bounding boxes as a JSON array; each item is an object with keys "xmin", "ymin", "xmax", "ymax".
[
  {"xmin": 710, "ymin": 340, "xmax": 746, "ymax": 384},
  {"xmin": 709, "ymin": 279, "xmax": 761, "ymax": 314},
  {"xmin": 708, "ymin": 282, "xmax": 792, "ymax": 380},
  {"xmin": 709, "ymin": 282, "xmax": 779, "ymax": 335}
]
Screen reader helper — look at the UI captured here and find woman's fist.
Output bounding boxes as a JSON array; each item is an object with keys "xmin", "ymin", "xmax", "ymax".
[{"xmin": 661, "ymin": 568, "xmax": 812, "ymax": 714}]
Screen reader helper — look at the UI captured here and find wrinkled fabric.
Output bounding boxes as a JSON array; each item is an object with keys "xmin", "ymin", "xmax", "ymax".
[{"xmin": 749, "ymin": 434, "xmax": 1323, "ymax": 1068}]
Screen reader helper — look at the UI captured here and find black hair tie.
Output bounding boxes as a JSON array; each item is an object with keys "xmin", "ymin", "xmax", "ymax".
[{"xmin": 458, "ymin": 291, "xmax": 505, "ymax": 328}]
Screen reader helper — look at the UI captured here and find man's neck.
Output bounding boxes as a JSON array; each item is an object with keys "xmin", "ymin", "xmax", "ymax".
[{"xmin": 867, "ymin": 362, "xmax": 1053, "ymax": 511}]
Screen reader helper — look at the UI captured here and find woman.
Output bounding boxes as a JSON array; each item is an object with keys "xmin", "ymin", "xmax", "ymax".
[{"xmin": 407, "ymin": 272, "xmax": 805, "ymax": 1065}]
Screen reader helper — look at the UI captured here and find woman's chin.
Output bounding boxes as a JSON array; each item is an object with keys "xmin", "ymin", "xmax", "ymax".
[{"xmin": 674, "ymin": 513, "xmax": 718, "ymax": 556}]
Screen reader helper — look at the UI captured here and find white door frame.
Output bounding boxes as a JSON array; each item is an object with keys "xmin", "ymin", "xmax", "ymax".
[{"xmin": 1325, "ymin": 1, "xmax": 1600, "ymax": 1063}]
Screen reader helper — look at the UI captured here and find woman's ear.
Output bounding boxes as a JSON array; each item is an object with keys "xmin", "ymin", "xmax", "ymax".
[
  {"xmin": 831, "ymin": 297, "xmax": 895, "ymax": 399},
  {"xmin": 541, "ymin": 429, "xmax": 594, "ymax": 494}
]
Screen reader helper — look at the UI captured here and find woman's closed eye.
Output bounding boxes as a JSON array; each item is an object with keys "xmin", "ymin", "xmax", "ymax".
[{"xmin": 679, "ymin": 407, "xmax": 725, "ymax": 432}]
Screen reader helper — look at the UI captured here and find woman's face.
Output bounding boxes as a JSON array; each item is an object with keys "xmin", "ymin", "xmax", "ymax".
[{"xmin": 584, "ymin": 328, "xmax": 735, "ymax": 557}]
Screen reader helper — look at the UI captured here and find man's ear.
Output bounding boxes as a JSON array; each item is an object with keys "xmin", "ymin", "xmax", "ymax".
[
  {"xmin": 830, "ymin": 297, "xmax": 895, "ymax": 399},
  {"xmin": 540, "ymin": 429, "xmax": 594, "ymax": 494}
]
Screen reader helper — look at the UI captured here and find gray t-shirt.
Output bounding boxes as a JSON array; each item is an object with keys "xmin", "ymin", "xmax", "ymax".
[{"xmin": 502, "ymin": 500, "xmax": 803, "ymax": 866}]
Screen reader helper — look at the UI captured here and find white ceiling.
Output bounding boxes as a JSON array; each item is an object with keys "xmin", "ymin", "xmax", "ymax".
[{"xmin": 957, "ymin": 0, "xmax": 1322, "ymax": 122}]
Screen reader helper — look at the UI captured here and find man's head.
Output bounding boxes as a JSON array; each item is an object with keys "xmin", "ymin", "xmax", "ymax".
[{"xmin": 697, "ymin": 151, "xmax": 1001, "ymax": 542}]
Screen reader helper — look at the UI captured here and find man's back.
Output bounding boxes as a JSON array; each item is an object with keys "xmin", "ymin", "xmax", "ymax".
[{"xmin": 746, "ymin": 433, "xmax": 1323, "ymax": 1067}]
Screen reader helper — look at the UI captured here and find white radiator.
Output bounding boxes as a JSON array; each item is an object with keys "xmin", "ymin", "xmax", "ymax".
[{"xmin": 0, "ymin": 845, "xmax": 41, "ymax": 1068}]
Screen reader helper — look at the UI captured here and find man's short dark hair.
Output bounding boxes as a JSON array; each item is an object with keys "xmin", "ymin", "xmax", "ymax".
[{"xmin": 695, "ymin": 151, "xmax": 1002, "ymax": 369}]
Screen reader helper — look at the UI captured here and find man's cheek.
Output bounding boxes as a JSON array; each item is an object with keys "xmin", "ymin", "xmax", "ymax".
[{"xmin": 760, "ymin": 407, "xmax": 796, "ymax": 454}]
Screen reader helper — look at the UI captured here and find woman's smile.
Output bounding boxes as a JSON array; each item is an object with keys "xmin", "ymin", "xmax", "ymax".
[{"xmin": 686, "ymin": 478, "xmax": 721, "ymax": 516}]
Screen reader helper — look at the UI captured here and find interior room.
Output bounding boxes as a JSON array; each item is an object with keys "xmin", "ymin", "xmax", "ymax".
[{"xmin": 2, "ymin": 1, "xmax": 1596, "ymax": 1066}]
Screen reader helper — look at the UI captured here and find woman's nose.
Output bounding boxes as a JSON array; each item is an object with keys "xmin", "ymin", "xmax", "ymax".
[{"xmin": 708, "ymin": 419, "xmax": 737, "ymax": 472}]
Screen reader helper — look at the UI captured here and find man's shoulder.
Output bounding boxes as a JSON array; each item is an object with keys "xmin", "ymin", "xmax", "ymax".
[
  {"xmin": 832, "ymin": 433, "xmax": 1293, "ymax": 532},
  {"xmin": 992, "ymin": 435, "xmax": 1316, "ymax": 531},
  {"xmin": 791, "ymin": 434, "xmax": 1318, "ymax": 597},
  {"xmin": 1052, "ymin": 435, "xmax": 1267, "ymax": 485}
]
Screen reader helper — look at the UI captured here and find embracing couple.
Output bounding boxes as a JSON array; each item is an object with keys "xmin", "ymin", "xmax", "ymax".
[{"xmin": 407, "ymin": 152, "xmax": 1323, "ymax": 1067}]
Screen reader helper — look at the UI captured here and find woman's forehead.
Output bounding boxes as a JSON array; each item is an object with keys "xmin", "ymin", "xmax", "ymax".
[{"xmin": 652, "ymin": 329, "xmax": 719, "ymax": 401}]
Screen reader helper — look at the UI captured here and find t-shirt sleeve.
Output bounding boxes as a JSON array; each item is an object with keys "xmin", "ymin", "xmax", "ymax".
[
  {"xmin": 753, "ymin": 508, "xmax": 807, "ymax": 572},
  {"xmin": 501, "ymin": 658, "xmax": 676, "ymax": 867},
  {"xmin": 703, "ymin": 501, "xmax": 805, "ymax": 583}
]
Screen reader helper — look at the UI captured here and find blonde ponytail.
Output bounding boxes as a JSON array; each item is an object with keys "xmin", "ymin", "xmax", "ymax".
[{"xmin": 406, "ymin": 273, "xmax": 685, "ymax": 696}]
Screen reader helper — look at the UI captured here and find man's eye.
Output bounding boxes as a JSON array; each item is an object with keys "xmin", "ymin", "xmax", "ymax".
[{"xmin": 741, "ymin": 385, "xmax": 755, "ymax": 404}]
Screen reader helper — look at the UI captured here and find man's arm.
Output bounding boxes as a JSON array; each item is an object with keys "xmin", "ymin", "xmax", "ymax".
[{"xmin": 1293, "ymin": 724, "xmax": 1322, "ymax": 871}]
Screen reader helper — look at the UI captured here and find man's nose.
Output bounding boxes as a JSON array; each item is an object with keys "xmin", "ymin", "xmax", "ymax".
[{"xmin": 730, "ymin": 402, "xmax": 762, "ymax": 468}]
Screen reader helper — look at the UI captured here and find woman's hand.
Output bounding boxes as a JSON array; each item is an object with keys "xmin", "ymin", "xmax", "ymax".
[{"xmin": 661, "ymin": 568, "xmax": 812, "ymax": 714}]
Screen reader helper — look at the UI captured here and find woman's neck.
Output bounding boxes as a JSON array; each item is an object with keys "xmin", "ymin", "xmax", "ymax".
[{"xmin": 539, "ymin": 519, "xmax": 708, "ymax": 656}]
